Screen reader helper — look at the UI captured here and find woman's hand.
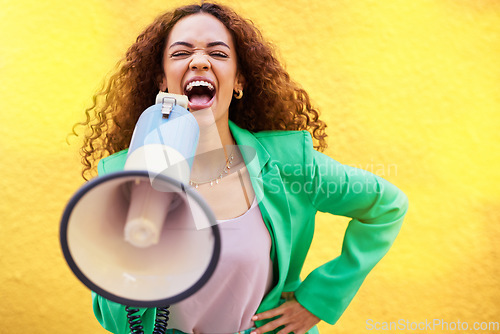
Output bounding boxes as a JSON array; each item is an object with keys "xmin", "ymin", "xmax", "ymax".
[{"xmin": 251, "ymin": 297, "xmax": 320, "ymax": 334}]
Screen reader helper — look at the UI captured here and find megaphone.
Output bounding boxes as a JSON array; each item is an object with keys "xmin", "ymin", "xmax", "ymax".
[{"xmin": 60, "ymin": 93, "xmax": 220, "ymax": 308}]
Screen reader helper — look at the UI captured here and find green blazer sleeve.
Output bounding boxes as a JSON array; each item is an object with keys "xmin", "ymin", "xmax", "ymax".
[{"xmin": 294, "ymin": 134, "xmax": 409, "ymax": 324}]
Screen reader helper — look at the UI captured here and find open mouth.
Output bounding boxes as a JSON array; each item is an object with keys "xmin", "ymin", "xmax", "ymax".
[{"xmin": 184, "ymin": 79, "xmax": 216, "ymax": 110}]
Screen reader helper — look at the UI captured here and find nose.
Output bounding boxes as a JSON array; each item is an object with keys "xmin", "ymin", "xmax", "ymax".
[{"xmin": 190, "ymin": 53, "xmax": 210, "ymax": 71}]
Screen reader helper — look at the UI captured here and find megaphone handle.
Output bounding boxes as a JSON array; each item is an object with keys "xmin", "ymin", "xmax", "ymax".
[{"xmin": 126, "ymin": 305, "xmax": 170, "ymax": 334}]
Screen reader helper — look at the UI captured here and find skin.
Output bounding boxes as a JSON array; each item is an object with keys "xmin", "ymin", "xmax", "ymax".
[
  {"xmin": 252, "ymin": 297, "xmax": 320, "ymax": 334},
  {"xmin": 161, "ymin": 13, "xmax": 243, "ymax": 146},
  {"xmin": 161, "ymin": 13, "xmax": 320, "ymax": 333},
  {"xmin": 161, "ymin": 13, "xmax": 243, "ymax": 183}
]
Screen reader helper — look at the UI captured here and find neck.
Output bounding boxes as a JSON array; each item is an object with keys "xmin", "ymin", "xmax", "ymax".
[{"xmin": 190, "ymin": 109, "xmax": 234, "ymax": 181}]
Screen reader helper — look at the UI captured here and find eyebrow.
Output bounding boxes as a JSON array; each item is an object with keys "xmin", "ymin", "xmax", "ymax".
[{"xmin": 169, "ymin": 41, "xmax": 230, "ymax": 49}]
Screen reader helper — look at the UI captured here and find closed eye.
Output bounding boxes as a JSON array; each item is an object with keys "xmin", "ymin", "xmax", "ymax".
[
  {"xmin": 210, "ymin": 51, "xmax": 229, "ymax": 58},
  {"xmin": 170, "ymin": 51, "xmax": 191, "ymax": 58}
]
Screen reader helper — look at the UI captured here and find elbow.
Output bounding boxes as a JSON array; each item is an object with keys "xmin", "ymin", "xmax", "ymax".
[
  {"xmin": 386, "ymin": 189, "xmax": 408, "ymax": 234},
  {"xmin": 398, "ymin": 190, "xmax": 409, "ymax": 220},
  {"xmin": 397, "ymin": 189, "xmax": 409, "ymax": 214}
]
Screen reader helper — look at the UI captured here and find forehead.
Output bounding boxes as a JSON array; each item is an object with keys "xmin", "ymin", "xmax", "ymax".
[{"xmin": 167, "ymin": 13, "xmax": 234, "ymax": 47}]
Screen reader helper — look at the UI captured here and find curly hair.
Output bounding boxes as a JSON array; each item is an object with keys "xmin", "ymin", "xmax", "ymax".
[{"xmin": 73, "ymin": 2, "xmax": 327, "ymax": 180}]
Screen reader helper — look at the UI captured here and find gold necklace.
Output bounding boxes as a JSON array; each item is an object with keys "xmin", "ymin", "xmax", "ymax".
[{"xmin": 189, "ymin": 148, "xmax": 235, "ymax": 188}]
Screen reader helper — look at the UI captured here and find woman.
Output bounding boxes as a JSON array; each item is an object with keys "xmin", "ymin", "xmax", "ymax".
[{"xmin": 76, "ymin": 2, "xmax": 408, "ymax": 334}]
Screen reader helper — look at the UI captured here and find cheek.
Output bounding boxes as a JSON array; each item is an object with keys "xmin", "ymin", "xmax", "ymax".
[
  {"xmin": 164, "ymin": 68, "xmax": 184, "ymax": 92},
  {"xmin": 217, "ymin": 82, "xmax": 235, "ymax": 104},
  {"xmin": 217, "ymin": 68, "xmax": 238, "ymax": 93}
]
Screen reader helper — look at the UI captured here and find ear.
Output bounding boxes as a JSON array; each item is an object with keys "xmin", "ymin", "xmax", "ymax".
[
  {"xmin": 159, "ymin": 75, "xmax": 168, "ymax": 92},
  {"xmin": 234, "ymin": 72, "xmax": 245, "ymax": 91}
]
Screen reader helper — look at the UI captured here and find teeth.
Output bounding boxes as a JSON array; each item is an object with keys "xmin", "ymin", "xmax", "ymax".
[{"xmin": 185, "ymin": 80, "xmax": 214, "ymax": 92}]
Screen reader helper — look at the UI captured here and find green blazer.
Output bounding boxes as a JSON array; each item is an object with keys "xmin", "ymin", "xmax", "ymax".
[{"xmin": 92, "ymin": 121, "xmax": 408, "ymax": 333}]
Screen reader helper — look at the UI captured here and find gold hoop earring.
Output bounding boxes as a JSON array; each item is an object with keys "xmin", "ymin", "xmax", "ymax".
[{"xmin": 234, "ymin": 89, "xmax": 243, "ymax": 99}]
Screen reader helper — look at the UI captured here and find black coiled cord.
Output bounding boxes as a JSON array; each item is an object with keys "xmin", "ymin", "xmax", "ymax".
[
  {"xmin": 126, "ymin": 305, "xmax": 170, "ymax": 334},
  {"xmin": 126, "ymin": 306, "xmax": 144, "ymax": 334},
  {"xmin": 153, "ymin": 306, "xmax": 170, "ymax": 334}
]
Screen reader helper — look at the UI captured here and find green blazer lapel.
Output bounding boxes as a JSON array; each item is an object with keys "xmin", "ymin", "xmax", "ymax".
[
  {"xmin": 229, "ymin": 121, "xmax": 293, "ymax": 312},
  {"xmin": 258, "ymin": 165, "xmax": 293, "ymax": 312}
]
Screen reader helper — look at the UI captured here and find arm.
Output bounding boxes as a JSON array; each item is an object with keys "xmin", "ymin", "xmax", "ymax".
[
  {"xmin": 254, "ymin": 132, "xmax": 408, "ymax": 333},
  {"xmin": 294, "ymin": 138, "xmax": 408, "ymax": 324}
]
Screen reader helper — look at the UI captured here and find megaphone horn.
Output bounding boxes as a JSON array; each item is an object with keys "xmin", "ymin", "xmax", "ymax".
[{"xmin": 60, "ymin": 94, "xmax": 220, "ymax": 308}]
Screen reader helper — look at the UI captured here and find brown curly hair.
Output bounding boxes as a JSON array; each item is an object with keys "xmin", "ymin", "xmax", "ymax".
[{"xmin": 73, "ymin": 2, "xmax": 327, "ymax": 180}]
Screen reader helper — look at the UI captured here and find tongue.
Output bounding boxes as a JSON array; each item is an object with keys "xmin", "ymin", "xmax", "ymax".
[{"xmin": 189, "ymin": 94, "xmax": 212, "ymax": 105}]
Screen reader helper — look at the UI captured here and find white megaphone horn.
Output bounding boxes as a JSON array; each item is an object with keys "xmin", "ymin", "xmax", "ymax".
[{"xmin": 60, "ymin": 93, "xmax": 220, "ymax": 308}]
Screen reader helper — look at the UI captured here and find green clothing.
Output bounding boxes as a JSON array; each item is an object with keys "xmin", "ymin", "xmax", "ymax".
[{"xmin": 92, "ymin": 121, "xmax": 408, "ymax": 333}]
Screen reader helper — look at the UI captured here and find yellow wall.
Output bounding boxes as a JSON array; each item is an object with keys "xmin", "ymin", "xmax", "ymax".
[{"xmin": 1, "ymin": 0, "xmax": 499, "ymax": 333}]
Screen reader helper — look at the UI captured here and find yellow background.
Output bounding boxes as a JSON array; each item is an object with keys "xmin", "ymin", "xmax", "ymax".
[{"xmin": 1, "ymin": 0, "xmax": 499, "ymax": 333}]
